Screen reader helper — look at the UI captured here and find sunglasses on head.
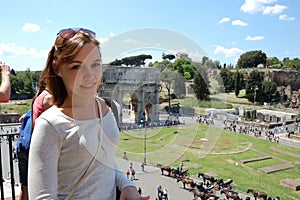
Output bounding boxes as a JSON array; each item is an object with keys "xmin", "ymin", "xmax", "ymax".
[{"xmin": 57, "ymin": 28, "xmax": 96, "ymax": 39}]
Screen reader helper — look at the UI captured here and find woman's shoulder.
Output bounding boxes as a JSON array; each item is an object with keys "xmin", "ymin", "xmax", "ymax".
[{"xmin": 39, "ymin": 106, "xmax": 71, "ymax": 123}]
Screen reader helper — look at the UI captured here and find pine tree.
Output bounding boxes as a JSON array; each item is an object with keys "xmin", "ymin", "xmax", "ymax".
[
  {"xmin": 234, "ymin": 71, "xmax": 240, "ymax": 97},
  {"xmin": 193, "ymin": 67, "xmax": 210, "ymax": 100}
]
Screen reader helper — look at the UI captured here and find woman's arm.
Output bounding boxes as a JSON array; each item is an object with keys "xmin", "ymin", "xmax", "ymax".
[
  {"xmin": 120, "ymin": 186, "xmax": 150, "ymax": 200},
  {"xmin": 0, "ymin": 63, "xmax": 10, "ymax": 102},
  {"xmin": 42, "ymin": 94, "xmax": 53, "ymax": 110},
  {"xmin": 115, "ymin": 168, "xmax": 150, "ymax": 200},
  {"xmin": 28, "ymin": 117, "xmax": 61, "ymax": 199},
  {"xmin": 115, "ymin": 168, "xmax": 135, "ymax": 191}
]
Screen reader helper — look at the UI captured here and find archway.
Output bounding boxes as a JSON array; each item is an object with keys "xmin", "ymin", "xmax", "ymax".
[{"xmin": 145, "ymin": 103, "xmax": 152, "ymax": 123}]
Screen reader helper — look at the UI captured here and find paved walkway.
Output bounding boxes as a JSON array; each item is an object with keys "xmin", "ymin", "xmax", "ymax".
[
  {"xmin": 115, "ymin": 157, "xmax": 253, "ymax": 200},
  {"xmin": 116, "ymin": 157, "xmax": 193, "ymax": 199}
]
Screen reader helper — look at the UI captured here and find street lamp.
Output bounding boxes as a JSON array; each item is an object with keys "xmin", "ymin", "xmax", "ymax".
[
  {"xmin": 252, "ymin": 86, "xmax": 258, "ymax": 121},
  {"xmin": 253, "ymin": 86, "xmax": 258, "ymax": 105}
]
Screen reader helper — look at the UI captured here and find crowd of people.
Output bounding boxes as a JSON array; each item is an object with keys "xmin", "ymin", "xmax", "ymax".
[{"xmin": 221, "ymin": 120, "xmax": 286, "ymax": 145}]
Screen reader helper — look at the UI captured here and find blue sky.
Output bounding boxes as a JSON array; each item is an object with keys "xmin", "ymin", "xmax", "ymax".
[{"xmin": 0, "ymin": 0, "xmax": 299, "ymax": 71}]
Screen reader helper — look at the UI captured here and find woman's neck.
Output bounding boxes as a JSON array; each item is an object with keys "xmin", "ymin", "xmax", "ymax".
[{"xmin": 59, "ymin": 96, "xmax": 100, "ymax": 120}]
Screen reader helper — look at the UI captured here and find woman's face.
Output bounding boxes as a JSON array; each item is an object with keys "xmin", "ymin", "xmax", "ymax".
[{"xmin": 56, "ymin": 42, "xmax": 102, "ymax": 100}]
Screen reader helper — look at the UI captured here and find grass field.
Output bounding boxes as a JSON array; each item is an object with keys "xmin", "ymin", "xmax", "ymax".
[{"xmin": 118, "ymin": 124, "xmax": 300, "ymax": 200}]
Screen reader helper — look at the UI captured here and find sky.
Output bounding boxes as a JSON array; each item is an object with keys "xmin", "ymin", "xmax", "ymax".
[{"xmin": 0, "ymin": 0, "xmax": 299, "ymax": 71}]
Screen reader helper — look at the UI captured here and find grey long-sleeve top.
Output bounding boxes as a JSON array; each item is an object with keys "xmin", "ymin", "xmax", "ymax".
[{"xmin": 28, "ymin": 103, "xmax": 134, "ymax": 200}]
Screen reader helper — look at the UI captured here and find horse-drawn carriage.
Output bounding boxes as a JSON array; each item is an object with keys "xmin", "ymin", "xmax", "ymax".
[{"xmin": 160, "ymin": 165, "xmax": 190, "ymax": 178}]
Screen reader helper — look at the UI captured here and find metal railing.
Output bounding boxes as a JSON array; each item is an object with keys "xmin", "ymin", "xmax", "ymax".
[{"xmin": 0, "ymin": 123, "xmax": 21, "ymax": 200}]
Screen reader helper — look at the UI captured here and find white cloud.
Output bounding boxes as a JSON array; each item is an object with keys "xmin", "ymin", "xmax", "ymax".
[
  {"xmin": 279, "ymin": 14, "xmax": 295, "ymax": 21},
  {"xmin": 240, "ymin": 0, "xmax": 285, "ymax": 15},
  {"xmin": 98, "ymin": 32, "xmax": 116, "ymax": 43},
  {"xmin": 109, "ymin": 32, "xmax": 115, "ymax": 37},
  {"xmin": 245, "ymin": 35, "xmax": 265, "ymax": 40},
  {"xmin": 46, "ymin": 19, "xmax": 52, "ymax": 24},
  {"xmin": 219, "ymin": 17, "xmax": 230, "ymax": 23},
  {"xmin": 263, "ymin": 4, "xmax": 287, "ymax": 15},
  {"xmin": 213, "ymin": 45, "xmax": 243, "ymax": 57},
  {"xmin": 0, "ymin": 43, "xmax": 47, "ymax": 58},
  {"xmin": 22, "ymin": 23, "xmax": 40, "ymax": 32},
  {"xmin": 232, "ymin": 20, "xmax": 248, "ymax": 27}
]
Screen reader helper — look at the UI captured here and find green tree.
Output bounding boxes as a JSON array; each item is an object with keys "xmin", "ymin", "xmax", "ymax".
[
  {"xmin": 214, "ymin": 60, "xmax": 221, "ymax": 69},
  {"xmin": 161, "ymin": 68, "xmax": 176, "ymax": 89},
  {"xmin": 109, "ymin": 59, "xmax": 122, "ymax": 66},
  {"xmin": 262, "ymin": 81, "xmax": 280, "ymax": 103},
  {"xmin": 162, "ymin": 53, "xmax": 175, "ymax": 60},
  {"xmin": 217, "ymin": 68, "xmax": 233, "ymax": 93},
  {"xmin": 266, "ymin": 57, "xmax": 281, "ymax": 67},
  {"xmin": 193, "ymin": 67, "xmax": 210, "ymax": 100},
  {"xmin": 234, "ymin": 70, "xmax": 241, "ymax": 97},
  {"xmin": 237, "ymin": 50, "xmax": 267, "ymax": 68},
  {"xmin": 152, "ymin": 60, "xmax": 173, "ymax": 72},
  {"xmin": 245, "ymin": 70, "xmax": 264, "ymax": 103},
  {"xmin": 202, "ymin": 56, "xmax": 209, "ymax": 65},
  {"xmin": 282, "ymin": 58, "xmax": 300, "ymax": 71},
  {"xmin": 173, "ymin": 58, "xmax": 196, "ymax": 80},
  {"xmin": 10, "ymin": 69, "xmax": 40, "ymax": 99},
  {"xmin": 109, "ymin": 54, "xmax": 152, "ymax": 66}
]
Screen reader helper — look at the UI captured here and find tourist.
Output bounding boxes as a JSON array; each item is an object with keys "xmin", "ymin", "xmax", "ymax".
[
  {"xmin": 131, "ymin": 168, "xmax": 136, "ymax": 181},
  {"xmin": 138, "ymin": 187, "xmax": 142, "ymax": 195},
  {"xmin": 162, "ymin": 188, "xmax": 168, "ymax": 199},
  {"xmin": 0, "ymin": 61, "xmax": 11, "ymax": 102},
  {"xmin": 179, "ymin": 162, "xmax": 183, "ymax": 172},
  {"xmin": 126, "ymin": 169, "xmax": 130, "ymax": 179},
  {"xmin": 28, "ymin": 28, "xmax": 149, "ymax": 200},
  {"xmin": 141, "ymin": 162, "xmax": 145, "ymax": 171}
]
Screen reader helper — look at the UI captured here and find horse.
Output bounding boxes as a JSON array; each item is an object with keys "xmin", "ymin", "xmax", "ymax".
[
  {"xmin": 193, "ymin": 189, "xmax": 215, "ymax": 200},
  {"xmin": 176, "ymin": 176, "xmax": 195, "ymax": 189},
  {"xmin": 220, "ymin": 188, "xmax": 241, "ymax": 200},
  {"xmin": 170, "ymin": 167, "xmax": 189, "ymax": 178},
  {"xmin": 197, "ymin": 173, "xmax": 216, "ymax": 186},
  {"xmin": 179, "ymin": 168, "xmax": 189, "ymax": 177},
  {"xmin": 160, "ymin": 166, "xmax": 172, "ymax": 176},
  {"xmin": 214, "ymin": 178, "xmax": 233, "ymax": 190},
  {"xmin": 247, "ymin": 188, "xmax": 268, "ymax": 200}
]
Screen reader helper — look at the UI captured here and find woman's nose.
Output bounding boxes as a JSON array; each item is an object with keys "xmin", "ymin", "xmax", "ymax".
[{"xmin": 82, "ymin": 65, "xmax": 94, "ymax": 76}]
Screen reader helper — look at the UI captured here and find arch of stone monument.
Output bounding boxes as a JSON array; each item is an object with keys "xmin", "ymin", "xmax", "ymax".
[{"xmin": 99, "ymin": 65, "xmax": 160, "ymax": 125}]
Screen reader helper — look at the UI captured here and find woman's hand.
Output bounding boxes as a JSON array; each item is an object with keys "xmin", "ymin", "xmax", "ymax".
[{"xmin": 120, "ymin": 186, "xmax": 150, "ymax": 200}]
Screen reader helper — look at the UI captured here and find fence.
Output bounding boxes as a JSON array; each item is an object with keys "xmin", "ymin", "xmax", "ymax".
[{"xmin": 0, "ymin": 123, "xmax": 21, "ymax": 200}]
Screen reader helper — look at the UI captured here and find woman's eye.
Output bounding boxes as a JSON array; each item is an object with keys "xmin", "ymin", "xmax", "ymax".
[
  {"xmin": 92, "ymin": 63, "xmax": 101, "ymax": 68},
  {"xmin": 71, "ymin": 65, "xmax": 81, "ymax": 70}
]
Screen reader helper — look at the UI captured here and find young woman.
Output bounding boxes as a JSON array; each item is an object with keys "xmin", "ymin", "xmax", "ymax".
[{"xmin": 28, "ymin": 28, "xmax": 149, "ymax": 200}]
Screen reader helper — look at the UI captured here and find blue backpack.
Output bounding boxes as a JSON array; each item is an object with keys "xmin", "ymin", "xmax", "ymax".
[{"xmin": 16, "ymin": 109, "xmax": 33, "ymax": 152}]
